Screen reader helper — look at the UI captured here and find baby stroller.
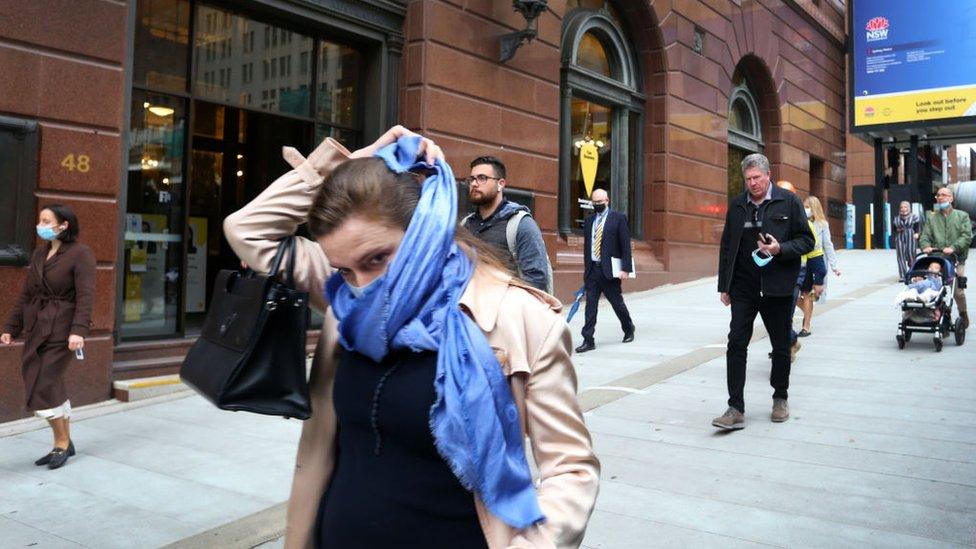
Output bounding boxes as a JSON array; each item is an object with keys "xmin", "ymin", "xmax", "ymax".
[{"xmin": 896, "ymin": 254, "xmax": 966, "ymax": 352}]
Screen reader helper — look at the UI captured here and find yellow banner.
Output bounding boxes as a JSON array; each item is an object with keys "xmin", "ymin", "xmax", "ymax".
[{"xmin": 854, "ymin": 86, "xmax": 976, "ymax": 126}]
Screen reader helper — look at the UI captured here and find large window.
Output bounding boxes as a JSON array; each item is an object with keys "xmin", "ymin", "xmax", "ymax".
[
  {"xmin": 727, "ymin": 68, "xmax": 764, "ymax": 199},
  {"xmin": 123, "ymin": 0, "xmax": 367, "ymax": 340},
  {"xmin": 560, "ymin": 6, "xmax": 644, "ymax": 236},
  {"xmin": 0, "ymin": 116, "xmax": 39, "ymax": 267}
]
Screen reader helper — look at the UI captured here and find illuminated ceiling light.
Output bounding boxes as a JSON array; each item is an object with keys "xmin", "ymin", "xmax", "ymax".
[
  {"xmin": 162, "ymin": 177, "xmax": 170, "ymax": 184},
  {"xmin": 148, "ymin": 105, "xmax": 175, "ymax": 117},
  {"xmin": 236, "ymin": 170, "xmax": 244, "ymax": 177},
  {"xmin": 236, "ymin": 154, "xmax": 243, "ymax": 159},
  {"xmin": 143, "ymin": 102, "xmax": 150, "ymax": 108}
]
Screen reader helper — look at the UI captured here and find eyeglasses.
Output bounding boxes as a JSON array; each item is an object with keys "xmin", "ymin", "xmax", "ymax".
[{"xmin": 463, "ymin": 174, "xmax": 501, "ymax": 185}]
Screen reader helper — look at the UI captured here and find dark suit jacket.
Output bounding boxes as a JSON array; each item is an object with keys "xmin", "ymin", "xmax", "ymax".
[{"xmin": 584, "ymin": 210, "xmax": 632, "ymax": 279}]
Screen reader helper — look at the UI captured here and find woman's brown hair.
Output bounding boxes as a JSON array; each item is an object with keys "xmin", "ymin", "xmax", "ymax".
[{"xmin": 308, "ymin": 157, "xmax": 511, "ymax": 274}]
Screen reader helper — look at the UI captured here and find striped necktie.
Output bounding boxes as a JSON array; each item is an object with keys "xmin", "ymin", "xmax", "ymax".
[{"xmin": 594, "ymin": 216, "xmax": 605, "ymax": 261}]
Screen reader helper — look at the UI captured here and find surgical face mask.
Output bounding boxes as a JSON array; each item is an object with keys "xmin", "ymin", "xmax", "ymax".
[
  {"xmin": 347, "ymin": 274, "xmax": 384, "ymax": 299},
  {"xmin": 593, "ymin": 203, "xmax": 607, "ymax": 214},
  {"xmin": 751, "ymin": 248, "xmax": 773, "ymax": 267},
  {"xmin": 934, "ymin": 201, "xmax": 950, "ymax": 211},
  {"xmin": 804, "ymin": 207, "xmax": 812, "ymax": 218},
  {"xmin": 36, "ymin": 225, "xmax": 60, "ymax": 241}
]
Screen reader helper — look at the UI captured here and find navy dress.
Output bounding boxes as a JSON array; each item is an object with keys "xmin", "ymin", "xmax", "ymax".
[{"xmin": 315, "ymin": 349, "xmax": 488, "ymax": 549}]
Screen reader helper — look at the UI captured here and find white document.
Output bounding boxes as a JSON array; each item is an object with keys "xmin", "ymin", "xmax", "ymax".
[{"xmin": 611, "ymin": 257, "xmax": 637, "ymax": 278}]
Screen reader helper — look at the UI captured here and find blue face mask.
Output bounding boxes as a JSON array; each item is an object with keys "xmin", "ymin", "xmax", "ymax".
[
  {"xmin": 934, "ymin": 201, "xmax": 950, "ymax": 211},
  {"xmin": 752, "ymin": 248, "xmax": 773, "ymax": 267},
  {"xmin": 36, "ymin": 225, "xmax": 60, "ymax": 241},
  {"xmin": 347, "ymin": 274, "xmax": 385, "ymax": 299}
]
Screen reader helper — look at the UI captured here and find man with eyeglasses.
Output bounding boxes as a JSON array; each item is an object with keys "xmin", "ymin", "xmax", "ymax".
[
  {"xmin": 461, "ymin": 156, "xmax": 552, "ymax": 293},
  {"xmin": 920, "ymin": 187, "xmax": 972, "ymax": 328},
  {"xmin": 714, "ymin": 153, "xmax": 814, "ymax": 431}
]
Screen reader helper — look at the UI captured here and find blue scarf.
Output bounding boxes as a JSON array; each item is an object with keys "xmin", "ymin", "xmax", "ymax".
[{"xmin": 324, "ymin": 136, "xmax": 544, "ymax": 529}]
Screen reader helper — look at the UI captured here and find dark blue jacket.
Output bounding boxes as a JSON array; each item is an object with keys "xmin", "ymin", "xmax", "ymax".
[{"xmin": 583, "ymin": 210, "xmax": 632, "ymax": 279}]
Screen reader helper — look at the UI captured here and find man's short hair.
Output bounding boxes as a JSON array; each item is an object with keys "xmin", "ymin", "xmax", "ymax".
[
  {"xmin": 470, "ymin": 155, "xmax": 506, "ymax": 180},
  {"xmin": 741, "ymin": 153, "xmax": 770, "ymax": 175}
]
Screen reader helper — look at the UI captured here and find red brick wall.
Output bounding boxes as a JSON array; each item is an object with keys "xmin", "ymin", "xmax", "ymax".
[
  {"xmin": 401, "ymin": 0, "xmax": 848, "ymax": 296},
  {"xmin": 0, "ymin": 0, "xmax": 128, "ymax": 421}
]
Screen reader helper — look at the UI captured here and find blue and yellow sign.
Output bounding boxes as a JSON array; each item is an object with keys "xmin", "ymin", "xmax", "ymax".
[{"xmin": 852, "ymin": 0, "xmax": 976, "ymax": 129}]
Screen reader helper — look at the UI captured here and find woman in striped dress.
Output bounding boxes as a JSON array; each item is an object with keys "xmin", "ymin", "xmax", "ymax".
[{"xmin": 893, "ymin": 201, "xmax": 921, "ymax": 280}]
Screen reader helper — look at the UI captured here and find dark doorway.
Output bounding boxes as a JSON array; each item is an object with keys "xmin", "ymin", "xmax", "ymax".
[{"xmin": 187, "ymin": 101, "xmax": 312, "ymax": 332}]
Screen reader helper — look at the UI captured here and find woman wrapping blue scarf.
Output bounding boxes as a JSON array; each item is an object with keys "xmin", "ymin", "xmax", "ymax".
[
  {"xmin": 225, "ymin": 126, "xmax": 599, "ymax": 548},
  {"xmin": 323, "ymin": 135, "xmax": 543, "ymax": 527}
]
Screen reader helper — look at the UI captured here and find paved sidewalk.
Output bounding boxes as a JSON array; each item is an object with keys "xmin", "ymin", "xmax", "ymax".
[{"xmin": 2, "ymin": 250, "xmax": 973, "ymax": 548}]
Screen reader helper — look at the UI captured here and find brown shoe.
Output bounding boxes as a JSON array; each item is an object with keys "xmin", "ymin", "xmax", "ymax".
[
  {"xmin": 790, "ymin": 340, "xmax": 801, "ymax": 362},
  {"xmin": 772, "ymin": 398, "xmax": 790, "ymax": 423},
  {"xmin": 712, "ymin": 407, "xmax": 745, "ymax": 430}
]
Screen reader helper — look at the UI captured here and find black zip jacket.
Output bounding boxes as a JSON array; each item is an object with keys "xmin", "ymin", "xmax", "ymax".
[{"xmin": 718, "ymin": 185, "xmax": 815, "ymax": 297}]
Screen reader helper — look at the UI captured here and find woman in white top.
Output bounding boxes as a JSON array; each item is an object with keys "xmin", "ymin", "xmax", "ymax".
[{"xmin": 797, "ymin": 197, "xmax": 841, "ymax": 337}]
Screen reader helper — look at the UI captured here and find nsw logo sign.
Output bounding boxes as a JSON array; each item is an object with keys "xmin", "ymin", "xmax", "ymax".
[{"xmin": 865, "ymin": 16, "xmax": 889, "ymax": 42}]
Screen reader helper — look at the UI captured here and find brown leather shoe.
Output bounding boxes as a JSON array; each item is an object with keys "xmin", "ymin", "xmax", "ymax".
[
  {"xmin": 712, "ymin": 407, "xmax": 745, "ymax": 430},
  {"xmin": 772, "ymin": 398, "xmax": 790, "ymax": 423}
]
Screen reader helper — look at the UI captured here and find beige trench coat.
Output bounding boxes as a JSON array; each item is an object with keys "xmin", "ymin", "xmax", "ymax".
[{"xmin": 223, "ymin": 139, "xmax": 600, "ymax": 549}]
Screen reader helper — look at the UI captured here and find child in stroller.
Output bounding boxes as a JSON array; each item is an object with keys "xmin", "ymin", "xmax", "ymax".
[
  {"xmin": 895, "ymin": 262, "xmax": 943, "ymax": 307},
  {"xmin": 896, "ymin": 254, "xmax": 966, "ymax": 352}
]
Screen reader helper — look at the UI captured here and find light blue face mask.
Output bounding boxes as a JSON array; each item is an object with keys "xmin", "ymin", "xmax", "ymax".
[
  {"xmin": 347, "ymin": 274, "xmax": 385, "ymax": 299},
  {"xmin": 752, "ymin": 248, "xmax": 773, "ymax": 267},
  {"xmin": 934, "ymin": 201, "xmax": 950, "ymax": 211},
  {"xmin": 36, "ymin": 225, "xmax": 60, "ymax": 241}
]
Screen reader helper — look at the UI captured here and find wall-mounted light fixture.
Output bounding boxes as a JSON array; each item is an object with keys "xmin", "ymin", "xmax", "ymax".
[{"xmin": 499, "ymin": 0, "xmax": 550, "ymax": 63}]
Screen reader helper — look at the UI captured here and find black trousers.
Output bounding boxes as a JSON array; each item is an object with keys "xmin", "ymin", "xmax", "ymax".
[
  {"xmin": 727, "ymin": 286, "xmax": 793, "ymax": 413},
  {"xmin": 581, "ymin": 266, "xmax": 634, "ymax": 343}
]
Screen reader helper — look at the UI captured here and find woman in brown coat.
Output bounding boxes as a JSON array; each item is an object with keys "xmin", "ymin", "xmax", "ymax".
[
  {"xmin": 224, "ymin": 127, "xmax": 600, "ymax": 548},
  {"xmin": 2, "ymin": 204, "xmax": 96, "ymax": 469}
]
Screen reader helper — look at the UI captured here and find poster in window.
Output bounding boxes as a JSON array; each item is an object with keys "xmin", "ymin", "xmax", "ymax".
[
  {"xmin": 140, "ymin": 214, "xmax": 168, "ymax": 323},
  {"xmin": 185, "ymin": 217, "xmax": 208, "ymax": 313}
]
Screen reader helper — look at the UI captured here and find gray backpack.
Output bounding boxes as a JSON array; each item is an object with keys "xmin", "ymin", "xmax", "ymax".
[{"xmin": 462, "ymin": 210, "xmax": 554, "ymax": 294}]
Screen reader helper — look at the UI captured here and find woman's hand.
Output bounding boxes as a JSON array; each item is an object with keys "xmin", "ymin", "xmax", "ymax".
[
  {"xmin": 349, "ymin": 125, "xmax": 445, "ymax": 164},
  {"xmin": 1, "ymin": 333, "xmax": 11, "ymax": 345},
  {"xmin": 68, "ymin": 335, "xmax": 84, "ymax": 352}
]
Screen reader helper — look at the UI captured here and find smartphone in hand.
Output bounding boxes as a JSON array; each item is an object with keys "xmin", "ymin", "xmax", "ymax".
[
  {"xmin": 75, "ymin": 348, "xmax": 84, "ymax": 360},
  {"xmin": 758, "ymin": 232, "xmax": 771, "ymax": 245}
]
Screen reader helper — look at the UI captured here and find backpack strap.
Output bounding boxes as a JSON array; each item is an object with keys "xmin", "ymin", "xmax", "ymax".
[{"xmin": 506, "ymin": 210, "xmax": 530, "ymax": 262}]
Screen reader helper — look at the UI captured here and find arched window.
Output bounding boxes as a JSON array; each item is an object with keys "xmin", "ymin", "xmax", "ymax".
[
  {"xmin": 727, "ymin": 69, "xmax": 764, "ymax": 198},
  {"xmin": 560, "ymin": 4, "xmax": 645, "ymax": 236}
]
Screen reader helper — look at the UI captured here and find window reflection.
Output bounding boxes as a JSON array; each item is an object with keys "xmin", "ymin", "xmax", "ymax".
[
  {"xmin": 134, "ymin": 0, "xmax": 190, "ymax": 92},
  {"xmin": 192, "ymin": 4, "xmax": 313, "ymax": 116},
  {"xmin": 576, "ymin": 32, "xmax": 612, "ymax": 77},
  {"xmin": 123, "ymin": 91, "xmax": 187, "ymax": 338}
]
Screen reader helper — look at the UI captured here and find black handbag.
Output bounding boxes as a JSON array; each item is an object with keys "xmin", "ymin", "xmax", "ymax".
[{"xmin": 180, "ymin": 237, "xmax": 312, "ymax": 419}]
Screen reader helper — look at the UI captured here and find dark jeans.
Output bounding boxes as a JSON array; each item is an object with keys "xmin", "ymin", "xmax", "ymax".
[
  {"xmin": 727, "ymin": 287, "xmax": 793, "ymax": 413},
  {"xmin": 581, "ymin": 267, "xmax": 634, "ymax": 343}
]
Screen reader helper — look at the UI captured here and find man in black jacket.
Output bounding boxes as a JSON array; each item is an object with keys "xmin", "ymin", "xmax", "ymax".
[
  {"xmin": 713, "ymin": 154, "xmax": 814, "ymax": 430},
  {"xmin": 575, "ymin": 188, "xmax": 634, "ymax": 353}
]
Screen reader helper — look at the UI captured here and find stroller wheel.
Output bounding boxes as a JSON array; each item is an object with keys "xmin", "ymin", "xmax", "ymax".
[
  {"xmin": 896, "ymin": 334, "xmax": 906, "ymax": 349},
  {"xmin": 904, "ymin": 331, "xmax": 912, "ymax": 342},
  {"xmin": 955, "ymin": 318, "xmax": 966, "ymax": 346},
  {"xmin": 934, "ymin": 337, "xmax": 943, "ymax": 352}
]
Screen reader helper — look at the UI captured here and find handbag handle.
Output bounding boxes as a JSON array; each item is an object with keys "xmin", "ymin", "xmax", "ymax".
[{"xmin": 268, "ymin": 237, "xmax": 297, "ymax": 287}]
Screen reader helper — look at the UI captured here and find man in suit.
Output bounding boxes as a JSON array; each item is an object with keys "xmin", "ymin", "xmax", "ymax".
[{"xmin": 576, "ymin": 188, "xmax": 635, "ymax": 353}]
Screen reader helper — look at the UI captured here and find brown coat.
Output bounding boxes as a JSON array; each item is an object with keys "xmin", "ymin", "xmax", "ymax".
[
  {"xmin": 3, "ymin": 241, "xmax": 96, "ymax": 410},
  {"xmin": 223, "ymin": 139, "xmax": 600, "ymax": 548}
]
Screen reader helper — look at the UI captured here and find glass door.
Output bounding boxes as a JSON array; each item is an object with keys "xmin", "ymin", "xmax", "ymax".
[{"xmin": 186, "ymin": 100, "xmax": 311, "ymax": 333}]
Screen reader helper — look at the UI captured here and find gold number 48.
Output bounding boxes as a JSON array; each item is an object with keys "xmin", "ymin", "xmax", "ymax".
[{"xmin": 61, "ymin": 154, "xmax": 91, "ymax": 173}]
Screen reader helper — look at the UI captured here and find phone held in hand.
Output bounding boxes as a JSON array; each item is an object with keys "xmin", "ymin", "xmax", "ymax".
[
  {"xmin": 758, "ymin": 232, "xmax": 771, "ymax": 244},
  {"xmin": 75, "ymin": 348, "xmax": 84, "ymax": 360}
]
